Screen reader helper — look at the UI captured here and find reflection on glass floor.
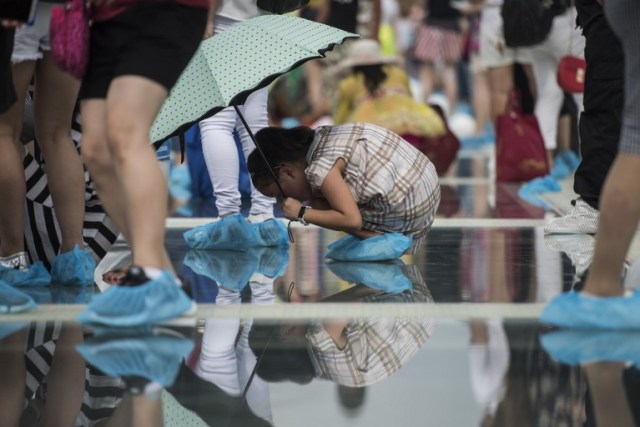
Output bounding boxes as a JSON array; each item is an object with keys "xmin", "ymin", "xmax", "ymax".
[
  {"xmin": 2, "ymin": 145, "xmax": 639, "ymax": 425},
  {"xmin": 2, "ymin": 318, "xmax": 640, "ymax": 426}
]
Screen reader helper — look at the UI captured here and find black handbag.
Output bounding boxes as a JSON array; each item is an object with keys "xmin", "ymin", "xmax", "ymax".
[{"xmin": 257, "ymin": 0, "xmax": 310, "ymax": 14}]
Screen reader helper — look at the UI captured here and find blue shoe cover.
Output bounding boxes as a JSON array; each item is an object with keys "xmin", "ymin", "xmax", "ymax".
[
  {"xmin": 519, "ymin": 176, "xmax": 561, "ymax": 195},
  {"xmin": 0, "ymin": 281, "xmax": 37, "ymax": 313},
  {"xmin": 516, "ymin": 186, "xmax": 550, "ymax": 208},
  {"xmin": 51, "ymin": 245, "xmax": 96, "ymax": 287},
  {"xmin": 254, "ymin": 246, "xmax": 289, "ymax": 278},
  {"xmin": 0, "ymin": 262, "xmax": 50, "ymax": 287},
  {"xmin": 76, "ymin": 331, "xmax": 194, "ymax": 387},
  {"xmin": 183, "ymin": 214, "xmax": 257, "ymax": 250},
  {"xmin": 51, "ymin": 286, "xmax": 94, "ymax": 304},
  {"xmin": 558, "ymin": 150, "xmax": 580, "ymax": 171},
  {"xmin": 252, "ymin": 219, "xmax": 290, "ymax": 247},
  {"xmin": 77, "ymin": 271, "xmax": 194, "ymax": 327},
  {"xmin": 549, "ymin": 158, "xmax": 571, "ymax": 180},
  {"xmin": 183, "ymin": 250, "xmax": 256, "ymax": 291},
  {"xmin": 541, "ymin": 290, "xmax": 640, "ymax": 329},
  {"xmin": 326, "ymin": 260, "xmax": 412, "ymax": 294},
  {"xmin": 540, "ymin": 330, "xmax": 640, "ymax": 366},
  {"xmin": 325, "ymin": 233, "xmax": 412, "ymax": 261},
  {"xmin": 20, "ymin": 286, "xmax": 52, "ymax": 304},
  {"xmin": 0, "ymin": 322, "xmax": 28, "ymax": 340}
]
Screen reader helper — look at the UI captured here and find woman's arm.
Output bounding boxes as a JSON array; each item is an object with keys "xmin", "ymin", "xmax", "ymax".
[{"xmin": 282, "ymin": 159, "xmax": 363, "ymax": 233}]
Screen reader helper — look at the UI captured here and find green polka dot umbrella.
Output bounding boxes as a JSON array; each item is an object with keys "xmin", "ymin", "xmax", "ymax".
[{"xmin": 150, "ymin": 14, "xmax": 358, "ymax": 145}]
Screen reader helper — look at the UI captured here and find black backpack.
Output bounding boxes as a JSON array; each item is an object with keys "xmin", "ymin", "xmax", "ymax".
[{"xmin": 501, "ymin": 0, "xmax": 568, "ymax": 48}]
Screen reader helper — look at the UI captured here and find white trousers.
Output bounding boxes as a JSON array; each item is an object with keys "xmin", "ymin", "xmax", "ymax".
[
  {"xmin": 198, "ymin": 16, "xmax": 275, "ymax": 217},
  {"xmin": 530, "ymin": 9, "xmax": 585, "ymax": 150}
]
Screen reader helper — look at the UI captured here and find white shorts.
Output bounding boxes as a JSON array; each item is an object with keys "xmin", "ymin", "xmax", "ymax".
[
  {"xmin": 479, "ymin": 5, "xmax": 531, "ymax": 68},
  {"xmin": 11, "ymin": 3, "xmax": 53, "ymax": 63}
]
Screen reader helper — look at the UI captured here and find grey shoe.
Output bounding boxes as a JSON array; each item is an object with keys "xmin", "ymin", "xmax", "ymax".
[{"xmin": 544, "ymin": 198, "xmax": 599, "ymax": 235}]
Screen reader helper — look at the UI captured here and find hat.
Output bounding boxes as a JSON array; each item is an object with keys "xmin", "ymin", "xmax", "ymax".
[{"xmin": 338, "ymin": 39, "xmax": 400, "ymax": 69}]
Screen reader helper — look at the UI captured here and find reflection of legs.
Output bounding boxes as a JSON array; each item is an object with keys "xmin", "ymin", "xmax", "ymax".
[
  {"xmin": 0, "ymin": 60, "xmax": 33, "ymax": 257},
  {"xmin": 0, "ymin": 329, "xmax": 27, "ymax": 426},
  {"xmin": 487, "ymin": 65, "xmax": 513, "ymax": 123},
  {"xmin": 97, "ymin": 393, "xmax": 162, "ymax": 427},
  {"xmin": 39, "ymin": 324, "xmax": 85, "ymax": 427},
  {"xmin": 583, "ymin": 363, "xmax": 635, "ymax": 427},
  {"xmin": 200, "ymin": 107, "xmax": 241, "ymax": 217},
  {"xmin": 235, "ymin": 88, "xmax": 275, "ymax": 217},
  {"xmin": 34, "ymin": 53, "xmax": 84, "ymax": 252},
  {"xmin": 196, "ymin": 319, "xmax": 242, "ymax": 396}
]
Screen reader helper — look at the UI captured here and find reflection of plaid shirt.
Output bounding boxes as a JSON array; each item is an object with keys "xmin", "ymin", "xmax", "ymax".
[
  {"xmin": 306, "ymin": 317, "xmax": 436, "ymax": 387},
  {"xmin": 305, "ymin": 123, "xmax": 440, "ymax": 253}
]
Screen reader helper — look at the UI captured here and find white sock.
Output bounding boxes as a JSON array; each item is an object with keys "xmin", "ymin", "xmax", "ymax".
[{"xmin": 142, "ymin": 267, "xmax": 182, "ymax": 287}]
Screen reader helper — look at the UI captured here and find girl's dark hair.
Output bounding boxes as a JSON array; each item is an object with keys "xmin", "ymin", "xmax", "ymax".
[
  {"xmin": 247, "ymin": 126, "xmax": 315, "ymax": 187},
  {"xmin": 353, "ymin": 64, "xmax": 387, "ymax": 95}
]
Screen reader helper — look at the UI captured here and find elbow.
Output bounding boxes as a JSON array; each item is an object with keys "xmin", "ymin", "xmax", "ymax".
[{"xmin": 344, "ymin": 216, "xmax": 363, "ymax": 233}]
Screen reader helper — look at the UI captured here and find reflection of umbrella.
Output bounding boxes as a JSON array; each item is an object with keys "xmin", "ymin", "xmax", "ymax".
[{"xmin": 150, "ymin": 15, "xmax": 358, "ymax": 196}]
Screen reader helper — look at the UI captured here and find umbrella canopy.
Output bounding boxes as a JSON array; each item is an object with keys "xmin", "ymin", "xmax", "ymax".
[{"xmin": 150, "ymin": 14, "xmax": 358, "ymax": 144}]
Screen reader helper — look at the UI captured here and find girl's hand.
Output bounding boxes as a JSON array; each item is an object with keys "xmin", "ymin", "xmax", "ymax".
[{"xmin": 282, "ymin": 197, "xmax": 303, "ymax": 221}]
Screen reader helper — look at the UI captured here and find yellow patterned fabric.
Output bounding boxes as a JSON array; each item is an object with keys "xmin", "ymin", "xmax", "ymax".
[{"xmin": 333, "ymin": 65, "xmax": 446, "ymax": 139}]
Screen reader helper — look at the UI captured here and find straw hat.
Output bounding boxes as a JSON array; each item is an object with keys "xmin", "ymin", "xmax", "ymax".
[{"xmin": 338, "ymin": 39, "xmax": 401, "ymax": 69}]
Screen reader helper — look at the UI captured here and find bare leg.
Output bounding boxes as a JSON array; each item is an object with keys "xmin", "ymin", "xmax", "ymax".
[
  {"xmin": 39, "ymin": 324, "xmax": 86, "ymax": 427},
  {"xmin": 0, "ymin": 329, "xmax": 27, "ymax": 426},
  {"xmin": 487, "ymin": 64, "xmax": 513, "ymax": 123},
  {"xmin": 419, "ymin": 62, "xmax": 436, "ymax": 105},
  {"xmin": 472, "ymin": 70, "xmax": 490, "ymax": 135},
  {"xmin": 131, "ymin": 394, "xmax": 163, "ymax": 427},
  {"xmin": 442, "ymin": 62, "xmax": 458, "ymax": 114},
  {"xmin": 105, "ymin": 76, "xmax": 171, "ymax": 270},
  {"xmin": 583, "ymin": 155, "xmax": 640, "ymax": 296},
  {"xmin": 34, "ymin": 53, "xmax": 84, "ymax": 252},
  {"xmin": 0, "ymin": 60, "xmax": 34, "ymax": 257},
  {"xmin": 80, "ymin": 100, "xmax": 130, "ymax": 243}
]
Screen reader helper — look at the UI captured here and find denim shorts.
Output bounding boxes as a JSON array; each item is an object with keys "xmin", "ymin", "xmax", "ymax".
[{"xmin": 11, "ymin": 3, "xmax": 54, "ymax": 63}]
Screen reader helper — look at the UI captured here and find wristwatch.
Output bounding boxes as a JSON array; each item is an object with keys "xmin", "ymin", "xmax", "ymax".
[{"xmin": 298, "ymin": 205, "xmax": 311, "ymax": 226}]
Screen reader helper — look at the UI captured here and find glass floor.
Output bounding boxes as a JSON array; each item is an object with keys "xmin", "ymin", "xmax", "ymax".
[{"xmin": 1, "ymin": 155, "xmax": 638, "ymax": 427}]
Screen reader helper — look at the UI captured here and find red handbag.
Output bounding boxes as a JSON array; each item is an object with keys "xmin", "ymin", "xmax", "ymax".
[
  {"xmin": 50, "ymin": 0, "xmax": 90, "ymax": 80},
  {"xmin": 403, "ymin": 105, "xmax": 460, "ymax": 176},
  {"xmin": 557, "ymin": 55, "xmax": 586, "ymax": 93},
  {"xmin": 496, "ymin": 91, "xmax": 549, "ymax": 182}
]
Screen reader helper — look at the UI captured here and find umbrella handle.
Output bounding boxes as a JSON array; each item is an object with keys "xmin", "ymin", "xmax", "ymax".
[{"xmin": 233, "ymin": 104, "xmax": 287, "ymax": 199}]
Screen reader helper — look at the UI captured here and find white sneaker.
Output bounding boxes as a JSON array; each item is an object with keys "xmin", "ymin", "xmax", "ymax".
[
  {"xmin": 544, "ymin": 198, "xmax": 599, "ymax": 235},
  {"xmin": 544, "ymin": 234, "xmax": 596, "ymax": 277}
]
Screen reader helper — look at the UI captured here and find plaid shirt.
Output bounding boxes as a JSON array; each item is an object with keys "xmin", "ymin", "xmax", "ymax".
[{"xmin": 305, "ymin": 123, "xmax": 441, "ymax": 253}]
